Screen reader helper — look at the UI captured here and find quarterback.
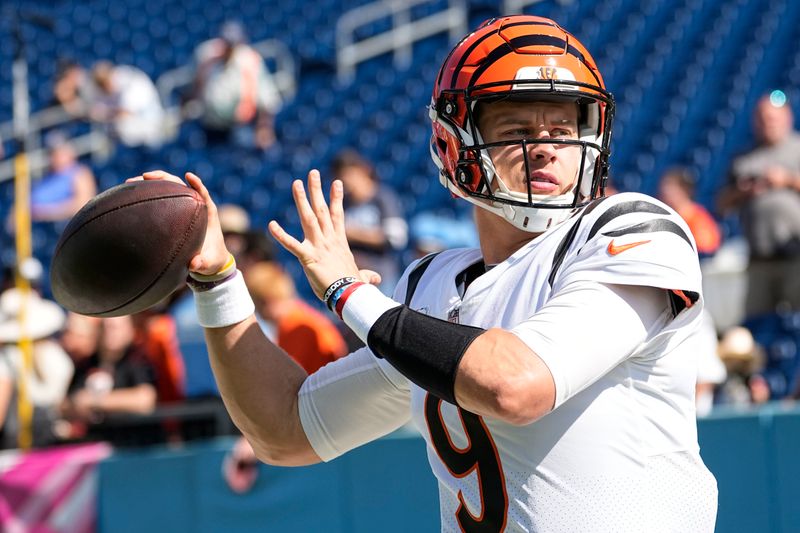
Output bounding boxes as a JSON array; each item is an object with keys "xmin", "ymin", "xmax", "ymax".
[{"xmin": 142, "ymin": 15, "xmax": 718, "ymax": 532}]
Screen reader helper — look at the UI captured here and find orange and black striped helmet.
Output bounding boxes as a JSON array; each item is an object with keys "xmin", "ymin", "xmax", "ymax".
[{"xmin": 429, "ymin": 15, "xmax": 615, "ymax": 232}]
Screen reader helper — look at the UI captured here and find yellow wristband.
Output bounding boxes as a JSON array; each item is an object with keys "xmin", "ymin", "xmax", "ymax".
[{"xmin": 189, "ymin": 253, "xmax": 236, "ymax": 283}]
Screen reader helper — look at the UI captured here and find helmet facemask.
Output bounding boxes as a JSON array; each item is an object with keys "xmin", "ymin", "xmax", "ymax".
[{"xmin": 431, "ymin": 78, "xmax": 613, "ymax": 233}]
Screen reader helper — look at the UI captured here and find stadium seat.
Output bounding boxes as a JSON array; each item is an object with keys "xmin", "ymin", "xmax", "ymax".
[{"xmin": 4, "ymin": 0, "xmax": 800, "ymax": 305}]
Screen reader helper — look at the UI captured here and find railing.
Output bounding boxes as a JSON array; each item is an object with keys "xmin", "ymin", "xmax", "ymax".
[
  {"xmin": 0, "ymin": 39, "xmax": 296, "ymax": 184},
  {"xmin": 503, "ymin": 0, "xmax": 574, "ymax": 15},
  {"xmin": 0, "ymin": 108, "xmax": 113, "ymax": 183},
  {"xmin": 336, "ymin": 0, "xmax": 467, "ymax": 82}
]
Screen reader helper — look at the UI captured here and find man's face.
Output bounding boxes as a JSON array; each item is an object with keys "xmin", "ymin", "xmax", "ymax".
[
  {"xmin": 50, "ymin": 145, "xmax": 76, "ymax": 172},
  {"xmin": 658, "ymin": 173, "xmax": 688, "ymax": 209},
  {"xmin": 477, "ymin": 99, "xmax": 582, "ymax": 197},
  {"xmin": 99, "ymin": 315, "xmax": 134, "ymax": 360},
  {"xmin": 338, "ymin": 165, "xmax": 374, "ymax": 202},
  {"xmin": 754, "ymin": 99, "xmax": 793, "ymax": 145}
]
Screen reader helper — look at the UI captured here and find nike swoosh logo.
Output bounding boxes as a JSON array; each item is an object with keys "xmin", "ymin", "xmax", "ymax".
[{"xmin": 607, "ymin": 239, "xmax": 651, "ymax": 255}]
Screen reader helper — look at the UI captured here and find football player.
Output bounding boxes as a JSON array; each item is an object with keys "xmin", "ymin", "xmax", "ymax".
[{"xmin": 142, "ymin": 15, "xmax": 718, "ymax": 532}]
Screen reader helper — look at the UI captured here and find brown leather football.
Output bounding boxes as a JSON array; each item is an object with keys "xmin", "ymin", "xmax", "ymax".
[{"xmin": 50, "ymin": 180, "xmax": 207, "ymax": 317}]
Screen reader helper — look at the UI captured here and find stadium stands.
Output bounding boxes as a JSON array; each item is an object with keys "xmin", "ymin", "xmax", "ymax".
[
  {"xmin": 745, "ymin": 311, "xmax": 800, "ymax": 399},
  {"xmin": 2, "ymin": 0, "xmax": 800, "ymax": 308}
]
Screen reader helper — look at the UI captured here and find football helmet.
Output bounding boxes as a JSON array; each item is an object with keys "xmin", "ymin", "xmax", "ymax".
[{"xmin": 429, "ymin": 15, "xmax": 614, "ymax": 232}]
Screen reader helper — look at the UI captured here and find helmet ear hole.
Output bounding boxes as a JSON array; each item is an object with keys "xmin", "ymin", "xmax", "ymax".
[
  {"xmin": 455, "ymin": 163, "xmax": 491, "ymax": 195},
  {"xmin": 456, "ymin": 166, "xmax": 472, "ymax": 186},
  {"xmin": 436, "ymin": 137, "xmax": 449, "ymax": 155}
]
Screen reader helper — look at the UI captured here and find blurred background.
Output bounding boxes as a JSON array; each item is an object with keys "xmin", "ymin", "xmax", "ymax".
[{"xmin": 1, "ymin": 0, "xmax": 800, "ymax": 531}]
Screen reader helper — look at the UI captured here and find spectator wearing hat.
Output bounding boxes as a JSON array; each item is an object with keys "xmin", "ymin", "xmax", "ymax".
[
  {"xmin": 191, "ymin": 21, "xmax": 282, "ymax": 150},
  {"xmin": 218, "ymin": 203, "xmax": 275, "ymax": 272},
  {"xmin": 30, "ymin": 132, "xmax": 97, "ymax": 223},
  {"xmin": 0, "ymin": 288, "xmax": 73, "ymax": 448},
  {"xmin": 715, "ymin": 326, "xmax": 770, "ymax": 406}
]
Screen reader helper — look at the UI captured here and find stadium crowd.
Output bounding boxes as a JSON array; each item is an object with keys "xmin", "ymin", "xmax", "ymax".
[{"xmin": 2, "ymin": 4, "xmax": 800, "ymax": 456}]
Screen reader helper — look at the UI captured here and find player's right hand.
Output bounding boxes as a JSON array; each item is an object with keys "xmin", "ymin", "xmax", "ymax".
[{"xmin": 127, "ymin": 170, "xmax": 231, "ymax": 276}]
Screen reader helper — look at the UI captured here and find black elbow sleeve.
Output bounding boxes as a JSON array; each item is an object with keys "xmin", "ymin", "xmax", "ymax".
[{"xmin": 366, "ymin": 306, "xmax": 484, "ymax": 405}]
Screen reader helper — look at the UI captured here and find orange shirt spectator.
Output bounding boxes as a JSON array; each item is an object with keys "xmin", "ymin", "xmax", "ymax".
[
  {"xmin": 275, "ymin": 299, "xmax": 347, "ymax": 373},
  {"xmin": 133, "ymin": 311, "xmax": 186, "ymax": 403},
  {"xmin": 244, "ymin": 262, "xmax": 346, "ymax": 373},
  {"xmin": 674, "ymin": 202, "xmax": 721, "ymax": 256},
  {"xmin": 658, "ymin": 167, "xmax": 721, "ymax": 256}
]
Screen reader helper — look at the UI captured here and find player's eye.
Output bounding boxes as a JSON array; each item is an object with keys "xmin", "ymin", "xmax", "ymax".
[
  {"xmin": 501, "ymin": 128, "xmax": 530, "ymax": 137},
  {"xmin": 550, "ymin": 128, "xmax": 575, "ymax": 139}
]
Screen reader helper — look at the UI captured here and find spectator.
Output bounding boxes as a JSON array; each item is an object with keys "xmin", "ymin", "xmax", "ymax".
[
  {"xmin": 218, "ymin": 203, "xmax": 275, "ymax": 271},
  {"xmin": 719, "ymin": 92, "xmax": 800, "ymax": 317},
  {"xmin": 715, "ymin": 326, "xmax": 769, "ymax": 406},
  {"xmin": 132, "ymin": 309, "xmax": 185, "ymax": 404},
  {"xmin": 222, "ymin": 434, "xmax": 260, "ymax": 493},
  {"xmin": 191, "ymin": 21, "xmax": 282, "ymax": 150},
  {"xmin": 244, "ymin": 262, "xmax": 346, "ymax": 374},
  {"xmin": 0, "ymin": 288, "xmax": 73, "ymax": 448},
  {"xmin": 30, "ymin": 131, "xmax": 97, "ymax": 222},
  {"xmin": 60, "ymin": 312, "xmax": 101, "ymax": 364},
  {"xmin": 90, "ymin": 61, "xmax": 165, "ymax": 147},
  {"xmin": 59, "ymin": 315, "xmax": 157, "ymax": 440},
  {"xmin": 330, "ymin": 149, "xmax": 408, "ymax": 293},
  {"xmin": 52, "ymin": 59, "xmax": 93, "ymax": 118},
  {"xmin": 658, "ymin": 166, "xmax": 721, "ymax": 258}
]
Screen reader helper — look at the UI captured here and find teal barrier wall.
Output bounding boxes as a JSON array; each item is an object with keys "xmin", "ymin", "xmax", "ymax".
[
  {"xmin": 97, "ymin": 428, "xmax": 440, "ymax": 533},
  {"xmin": 699, "ymin": 404, "xmax": 800, "ymax": 533},
  {"xmin": 98, "ymin": 405, "xmax": 800, "ymax": 532}
]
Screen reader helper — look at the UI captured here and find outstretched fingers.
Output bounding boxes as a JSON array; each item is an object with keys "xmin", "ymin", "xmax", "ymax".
[
  {"xmin": 329, "ymin": 180, "xmax": 346, "ymax": 237},
  {"xmin": 268, "ymin": 220, "xmax": 306, "ymax": 260},
  {"xmin": 306, "ymin": 170, "xmax": 334, "ymax": 234},
  {"xmin": 292, "ymin": 179, "xmax": 323, "ymax": 241}
]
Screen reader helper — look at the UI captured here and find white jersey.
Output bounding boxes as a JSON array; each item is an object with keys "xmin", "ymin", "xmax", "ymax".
[{"xmin": 299, "ymin": 192, "xmax": 718, "ymax": 532}]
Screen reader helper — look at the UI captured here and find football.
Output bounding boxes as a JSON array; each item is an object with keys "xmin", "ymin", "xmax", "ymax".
[{"xmin": 50, "ymin": 180, "xmax": 207, "ymax": 317}]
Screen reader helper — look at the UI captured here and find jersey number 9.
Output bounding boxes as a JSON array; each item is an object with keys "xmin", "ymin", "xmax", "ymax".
[{"xmin": 425, "ymin": 394, "xmax": 508, "ymax": 532}]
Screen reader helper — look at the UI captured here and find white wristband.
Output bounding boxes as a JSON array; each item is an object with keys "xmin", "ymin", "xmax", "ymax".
[
  {"xmin": 341, "ymin": 284, "xmax": 401, "ymax": 343},
  {"xmin": 192, "ymin": 270, "xmax": 255, "ymax": 328}
]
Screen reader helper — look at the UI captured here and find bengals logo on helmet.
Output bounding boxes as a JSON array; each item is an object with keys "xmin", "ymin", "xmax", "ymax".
[{"xmin": 538, "ymin": 66, "xmax": 558, "ymax": 80}]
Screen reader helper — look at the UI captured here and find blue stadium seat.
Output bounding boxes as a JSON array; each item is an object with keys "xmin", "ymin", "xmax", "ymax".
[{"xmin": 6, "ymin": 0, "xmax": 800, "ymax": 300}]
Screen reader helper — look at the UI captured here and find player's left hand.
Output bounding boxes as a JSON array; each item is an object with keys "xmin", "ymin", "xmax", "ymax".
[{"xmin": 269, "ymin": 169, "xmax": 369, "ymax": 300}]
